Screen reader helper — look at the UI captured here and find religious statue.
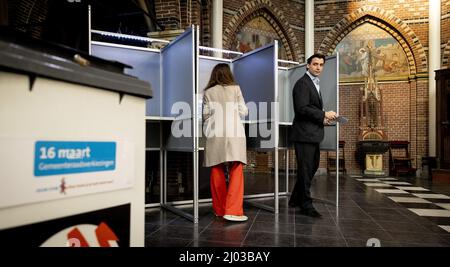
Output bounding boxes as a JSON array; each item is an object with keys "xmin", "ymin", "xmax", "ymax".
[
  {"xmin": 359, "ymin": 42, "xmax": 386, "ymax": 140},
  {"xmin": 357, "ymin": 41, "xmax": 389, "ymax": 177}
]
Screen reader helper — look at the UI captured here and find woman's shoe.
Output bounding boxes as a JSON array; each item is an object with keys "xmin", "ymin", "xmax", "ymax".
[{"xmin": 223, "ymin": 215, "xmax": 248, "ymax": 222}]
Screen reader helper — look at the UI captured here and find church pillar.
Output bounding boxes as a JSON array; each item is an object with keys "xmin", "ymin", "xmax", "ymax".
[
  {"xmin": 305, "ymin": 0, "xmax": 314, "ymax": 59},
  {"xmin": 429, "ymin": 0, "xmax": 441, "ymax": 156},
  {"xmin": 211, "ymin": 0, "xmax": 223, "ymax": 50}
]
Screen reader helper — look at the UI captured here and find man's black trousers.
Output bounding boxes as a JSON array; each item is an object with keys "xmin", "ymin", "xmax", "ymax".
[{"xmin": 289, "ymin": 142, "xmax": 320, "ymax": 210}]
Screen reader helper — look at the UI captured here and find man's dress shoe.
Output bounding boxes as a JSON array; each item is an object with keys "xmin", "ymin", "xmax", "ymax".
[{"xmin": 299, "ymin": 208, "xmax": 322, "ymax": 218}]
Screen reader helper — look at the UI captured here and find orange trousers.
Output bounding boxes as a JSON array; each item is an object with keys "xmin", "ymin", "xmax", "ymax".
[{"xmin": 210, "ymin": 162, "xmax": 244, "ymax": 216}]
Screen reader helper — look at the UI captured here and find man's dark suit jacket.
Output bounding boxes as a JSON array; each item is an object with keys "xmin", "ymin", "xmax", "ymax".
[{"xmin": 290, "ymin": 73, "xmax": 325, "ymax": 143}]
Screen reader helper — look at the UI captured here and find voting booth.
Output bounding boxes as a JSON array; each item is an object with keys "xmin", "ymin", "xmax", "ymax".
[
  {"xmin": 0, "ymin": 31, "xmax": 152, "ymax": 246},
  {"xmin": 92, "ymin": 27, "xmax": 201, "ymax": 221},
  {"xmin": 90, "ymin": 25, "xmax": 341, "ymax": 223}
]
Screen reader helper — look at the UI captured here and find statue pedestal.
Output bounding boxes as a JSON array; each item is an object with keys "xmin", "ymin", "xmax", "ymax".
[
  {"xmin": 364, "ymin": 154, "xmax": 386, "ymax": 176},
  {"xmin": 357, "ymin": 140, "xmax": 390, "ymax": 177}
]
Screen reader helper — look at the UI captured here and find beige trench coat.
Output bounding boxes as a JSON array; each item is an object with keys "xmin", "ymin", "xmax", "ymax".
[{"xmin": 202, "ymin": 85, "xmax": 248, "ymax": 167}]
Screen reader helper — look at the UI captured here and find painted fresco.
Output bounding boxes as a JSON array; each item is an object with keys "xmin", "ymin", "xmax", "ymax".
[
  {"xmin": 335, "ymin": 23, "xmax": 410, "ymax": 82},
  {"xmin": 234, "ymin": 16, "xmax": 287, "ymax": 59}
]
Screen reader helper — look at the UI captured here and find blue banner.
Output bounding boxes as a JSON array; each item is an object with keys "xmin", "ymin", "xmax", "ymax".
[{"xmin": 34, "ymin": 141, "xmax": 116, "ymax": 177}]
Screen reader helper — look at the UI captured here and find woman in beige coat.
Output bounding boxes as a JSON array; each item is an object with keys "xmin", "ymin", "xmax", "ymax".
[{"xmin": 202, "ymin": 63, "xmax": 248, "ymax": 222}]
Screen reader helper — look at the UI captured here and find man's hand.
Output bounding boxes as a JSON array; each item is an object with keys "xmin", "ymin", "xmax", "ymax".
[
  {"xmin": 323, "ymin": 118, "xmax": 334, "ymax": 125},
  {"xmin": 325, "ymin": 111, "xmax": 337, "ymax": 120}
]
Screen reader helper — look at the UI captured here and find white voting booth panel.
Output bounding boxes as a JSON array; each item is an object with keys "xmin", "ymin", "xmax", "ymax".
[
  {"xmin": 0, "ymin": 37, "xmax": 151, "ymax": 245},
  {"xmin": 320, "ymin": 56, "xmax": 339, "ymax": 151},
  {"xmin": 233, "ymin": 44, "xmax": 277, "ymax": 122},
  {"xmin": 232, "ymin": 43, "xmax": 281, "ymax": 212},
  {"xmin": 162, "ymin": 28, "xmax": 196, "ymax": 152},
  {"xmin": 91, "ymin": 43, "xmax": 161, "ymax": 117},
  {"xmin": 89, "ymin": 27, "xmax": 201, "ymax": 222},
  {"xmin": 162, "ymin": 30, "xmax": 195, "ymax": 119},
  {"xmin": 278, "ymin": 68, "xmax": 289, "ymax": 124},
  {"xmin": 160, "ymin": 27, "xmax": 200, "ymax": 222},
  {"xmin": 233, "ymin": 43, "xmax": 278, "ymax": 150}
]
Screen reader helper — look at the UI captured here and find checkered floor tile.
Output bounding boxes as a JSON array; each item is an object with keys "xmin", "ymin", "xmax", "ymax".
[
  {"xmin": 387, "ymin": 197, "xmax": 431, "ymax": 203},
  {"xmin": 353, "ymin": 176, "xmax": 450, "ymax": 234}
]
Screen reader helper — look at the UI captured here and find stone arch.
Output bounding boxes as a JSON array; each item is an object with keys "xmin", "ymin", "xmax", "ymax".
[
  {"xmin": 317, "ymin": 5, "xmax": 427, "ymax": 77},
  {"xmin": 443, "ymin": 40, "xmax": 450, "ymax": 69},
  {"xmin": 223, "ymin": 0, "xmax": 300, "ymax": 61}
]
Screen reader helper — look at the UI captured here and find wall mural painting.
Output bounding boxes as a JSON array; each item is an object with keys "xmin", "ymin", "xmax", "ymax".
[
  {"xmin": 234, "ymin": 16, "xmax": 287, "ymax": 59},
  {"xmin": 335, "ymin": 23, "xmax": 410, "ymax": 83}
]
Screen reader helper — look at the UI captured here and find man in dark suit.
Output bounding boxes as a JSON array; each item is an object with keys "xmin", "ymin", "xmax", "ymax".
[{"xmin": 289, "ymin": 53, "xmax": 337, "ymax": 217}]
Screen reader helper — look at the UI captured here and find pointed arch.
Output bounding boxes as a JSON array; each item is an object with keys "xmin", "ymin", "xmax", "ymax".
[
  {"xmin": 317, "ymin": 5, "xmax": 427, "ymax": 77},
  {"xmin": 223, "ymin": 0, "xmax": 300, "ymax": 61}
]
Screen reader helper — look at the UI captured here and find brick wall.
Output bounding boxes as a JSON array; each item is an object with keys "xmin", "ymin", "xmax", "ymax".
[
  {"xmin": 201, "ymin": 1, "xmax": 212, "ymax": 47},
  {"xmin": 335, "ymin": 80, "xmax": 428, "ymax": 174},
  {"xmin": 155, "ymin": 0, "xmax": 181, "ymax": 30},
  {"xmin": 416, "ymin": 80, "xmax": 429, "ymax": 165},
  {"xmin": 338, "ymin": 84, "xmax": 361, "ymax": 173},
  {"xmin": 220, "ymin": 1, "xmax": 431, "ymax": 173},
  {"xmin": 443, "ymin": 0, "xmax": 450, "ymax": 67},
  {"xmin": 180, "ymin": 0, "xmax": 203, "ymax": 29},
  {"xmin": 155, "ymin": 0, "xmax": 211, "ymax": 45},
  {"xmin": 9, "ymin": 0, "xmax": 48, "ymax": 39},
  {"xmin": 313, "ymin": 1, "xmax": 430, "ymax": 173},
  {"xmin": 180, "ymin": 0, "xmax": 190, "ymax": 28},
  {"xmin": 152, "ymin": 0, "xmax": 434, "ymax": 174}
]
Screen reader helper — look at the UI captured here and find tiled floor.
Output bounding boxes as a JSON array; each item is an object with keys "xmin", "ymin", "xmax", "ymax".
[
  {"xmin": 145, "ymin": 174, "xmax": 450, "ymax": 247},
  {"xmin": 356, "ymin": 175, "xmax": 450, "ymax": 235}
]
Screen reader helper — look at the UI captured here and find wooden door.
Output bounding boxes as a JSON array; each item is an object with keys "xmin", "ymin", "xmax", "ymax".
[{"xmin": 436, "ymin": 69, "xmax": 450, "ymax": 169}]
